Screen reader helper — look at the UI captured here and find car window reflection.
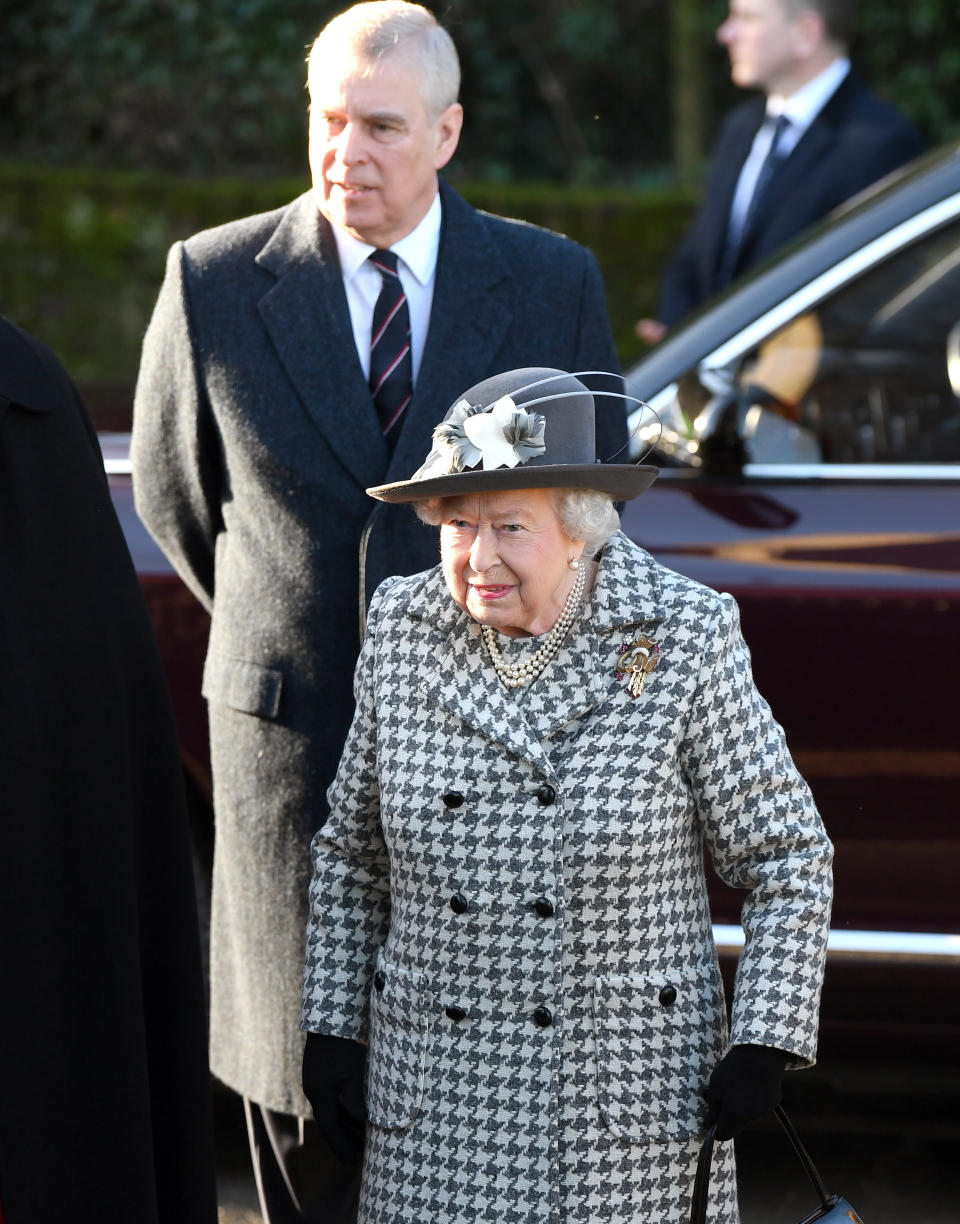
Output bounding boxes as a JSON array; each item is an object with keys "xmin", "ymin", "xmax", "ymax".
[{"xmin": 649, "ymin": 216, "xmax": 960, "ymax": 468}]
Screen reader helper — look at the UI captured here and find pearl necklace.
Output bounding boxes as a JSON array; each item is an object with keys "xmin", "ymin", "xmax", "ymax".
[{"xmin": 481, "ymin": 562, "xmax": 587, "ymax": 689}]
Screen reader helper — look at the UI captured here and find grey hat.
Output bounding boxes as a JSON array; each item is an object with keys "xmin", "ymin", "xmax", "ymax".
[{"xmin": 366, "ymin": 368, "xmax": 658, "ymax": 503}]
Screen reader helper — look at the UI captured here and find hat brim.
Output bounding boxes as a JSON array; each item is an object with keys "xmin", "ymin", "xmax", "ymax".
[{"xmin": 366, "ymin": 462, "xmax": 658, "ymax": 504}]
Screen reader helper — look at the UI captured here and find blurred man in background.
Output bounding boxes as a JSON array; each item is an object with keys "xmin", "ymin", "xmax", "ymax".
[{"xmin": 638, "ymin": 0, "xmax": 922, "ymax": 342}]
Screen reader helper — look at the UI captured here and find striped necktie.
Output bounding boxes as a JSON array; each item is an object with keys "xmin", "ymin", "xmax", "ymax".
[{"xmin": 368, "ymin": 249, "xmax": 412, "ymax": 443}]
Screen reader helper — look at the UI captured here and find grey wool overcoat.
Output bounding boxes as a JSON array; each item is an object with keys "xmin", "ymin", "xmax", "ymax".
[
  {"xmin": 301, "ymin": 532, "xmax": 834, "ymax": 1224},
  {"xmin": 131, "ymin": 181, "xmax": 625, "ymax": 1115}
]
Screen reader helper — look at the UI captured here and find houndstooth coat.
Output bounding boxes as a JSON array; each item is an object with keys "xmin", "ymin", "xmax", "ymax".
[{"xmin": 301, "ymin": 531, "xmax": 833, "ymax": 1224}]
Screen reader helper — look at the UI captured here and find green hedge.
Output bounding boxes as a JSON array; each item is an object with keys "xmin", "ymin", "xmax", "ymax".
[{"xmin": 0, "ymin": 163, "xmax": 695, "ymax": 411}]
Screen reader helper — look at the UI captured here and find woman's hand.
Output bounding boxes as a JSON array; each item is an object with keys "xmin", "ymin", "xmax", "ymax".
[
  {"xmin": 705, "ymin": 1044, "xmax": 788, "ymax": 1140},
  {"xmin": 302, "ymin": 1032, "xmax": 368, "ymax": 1164}
]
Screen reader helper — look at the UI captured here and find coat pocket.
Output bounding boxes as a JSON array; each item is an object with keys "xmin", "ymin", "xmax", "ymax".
[
  {"xmin": 201, "ymin": 653, "xmax": 283, "ymax": 719},
  {"xmin": 593, "ymin": 969, "xmax": 724, "ymax": 1143},
  {"xmin": 366, "ymin": 962, "xmax": 428, "ymax": 1130}
]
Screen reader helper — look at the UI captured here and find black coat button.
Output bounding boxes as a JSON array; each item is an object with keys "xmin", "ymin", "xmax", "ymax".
[
  {"xmin": 536, "ymin": 784, "xmax": 556, "ymax": 805},
  {"xmin": 445, "ymin": 1005, "xmax": 467, "ymax": 1022},
  {"xmin": 659, "ymin": 985, "xmax": 677, "ymax": 1007},
  {"xmin": 449, "ymin": 893, "xmax": 469, "ymax": 914},
  {"xmin": 442, "ymin": 791, "xmax": 464, "ymax": 808},
  {"xmin": 534, "ymin": 897, "xmax": 555, "ymax": 918},
  {"xmin": 532, "ymin": 1005, "xmax": 553, "ymax": 1027},
  {"xmin": 374, "ymin": 970, "xmax": 385, "ymax": 992}
]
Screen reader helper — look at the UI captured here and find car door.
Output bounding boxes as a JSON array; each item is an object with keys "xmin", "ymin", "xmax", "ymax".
[{"xmin": 621, "ymin": 194, "xmax": 960, "ymax": 1028}]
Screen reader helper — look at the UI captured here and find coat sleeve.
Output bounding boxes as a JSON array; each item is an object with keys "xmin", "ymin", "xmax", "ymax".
[
  {"xmin": 571, "ymin": 248, "xmax": 628, "ymax": 465},
  {"xmin": 300, "ymin": 577, "xmax": 400, "ymax": 1042},
  {"xmin": 656, "ymin": 225, "xmax": 707, "ymax": 329},
  {"xmin": 131, "ymin": 242, "xmax": 224, "ymax": 612},
  {"xmin": 680, "ymin": 594, "xmax": 833, "ymax": 1067}
]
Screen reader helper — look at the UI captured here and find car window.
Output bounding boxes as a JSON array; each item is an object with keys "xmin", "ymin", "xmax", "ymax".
[{"xmin": 651, "ymin": 216, "xmax": 960, "ymax": 468}]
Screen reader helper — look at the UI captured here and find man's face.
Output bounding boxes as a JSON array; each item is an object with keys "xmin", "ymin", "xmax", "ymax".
[
  {"xmin": 308, "ymin": 46, "xmax": 462, "ymax": 248},
  {"xmin": 717, "ymin": 0, "xmax": 812, "ymax": 94}
]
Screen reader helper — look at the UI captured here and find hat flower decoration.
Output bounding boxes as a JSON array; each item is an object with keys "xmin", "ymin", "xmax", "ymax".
[{"xmin": 426, "ymin": 394, "xmax": 546, "ymax": 475}]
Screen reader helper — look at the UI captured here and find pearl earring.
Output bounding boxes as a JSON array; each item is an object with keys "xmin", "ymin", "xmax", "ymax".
[{"xmin": 568, "ymin": 557, "xmax": 580, "ymax": 571}]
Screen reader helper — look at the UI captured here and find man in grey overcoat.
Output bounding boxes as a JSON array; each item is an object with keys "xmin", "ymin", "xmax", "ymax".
[{"xmin": 131, "ymin": 4, "xmax": 626, "ymax": 1220}]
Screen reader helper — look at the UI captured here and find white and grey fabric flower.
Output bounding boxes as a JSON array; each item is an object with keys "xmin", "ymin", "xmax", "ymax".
[{"xmin": 414, "ymin": 396, "xmax": 547, "ymax": 479}]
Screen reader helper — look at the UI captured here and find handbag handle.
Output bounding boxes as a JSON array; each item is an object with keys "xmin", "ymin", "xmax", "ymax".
[{"xmin": 689, "ymin": 1106, "xmax": 834, "ymax": 1224}]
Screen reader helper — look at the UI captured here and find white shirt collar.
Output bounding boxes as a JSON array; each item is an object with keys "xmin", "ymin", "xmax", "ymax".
[
  {"xmin": 330, "ymin": 192, "xmax": 442, "ymax": 286},
  {"xmin": 768, "ymin": 57, "xmax": 850, "ymax": 132}
]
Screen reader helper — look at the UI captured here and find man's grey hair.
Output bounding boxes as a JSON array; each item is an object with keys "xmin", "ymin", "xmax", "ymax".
[
  {"xmin": 414, "ymin": 487, "xmax": 621, "ymax": 556},
  {"xmin": 307, "ymin": 1, "xmax": 460, "ymax": 121}
]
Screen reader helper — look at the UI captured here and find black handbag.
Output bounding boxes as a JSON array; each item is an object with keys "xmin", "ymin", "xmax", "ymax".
[{"xmin": 690, "ymin": 1105, "xmax": 864, "ymax": 1224}]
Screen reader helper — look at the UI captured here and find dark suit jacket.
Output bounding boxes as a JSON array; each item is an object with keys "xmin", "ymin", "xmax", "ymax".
[
  {"xmin": 131, "ymin": 180, "xmax": 625, "ymax": 1115},
  {"xmin": 659, "ymin": 70, "xmax": 924, "ymax": 325},
  {"xmin": 0, "ymin": 319, "xmax": 215, "ymax": 1223}
]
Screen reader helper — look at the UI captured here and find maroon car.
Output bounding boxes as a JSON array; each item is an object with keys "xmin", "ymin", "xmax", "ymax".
[
  {"xmin": 623, "ymin": 143, "xmax": 960, "ymax": 1058},
  {"xmin": 104, "ymin": 144, "xmax": 960, "ymax": 1059}
]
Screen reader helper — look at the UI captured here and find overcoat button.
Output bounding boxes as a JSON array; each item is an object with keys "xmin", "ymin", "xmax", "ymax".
[
  {"xmin": 532, "ymin": 1006, "xmax": 553, "ymax": 1027},
  {"xmin": 534, "ymin": 897, "xmax": 555, "ymax": 918},
  {"xmin": 536, "ymin": 784, "xmax": 556, "ymax": 805},
  {"xmin": 374, "ymin": 970, "xmax": 385, "ymax": 992},
  {"xmin": 442, "ymin": 791, "xmax": 465, "ymax": 808},
  {"xmin": 449, "ymin": 893, "xmax": 469, "ymax": 914},
  {"xmin": 659, "ymin": 985, "xmax": 677, "ymax": 1007},
  {"xmin": 445, "ymin": 1005, "xmax": 467, "ymax": 1022}
]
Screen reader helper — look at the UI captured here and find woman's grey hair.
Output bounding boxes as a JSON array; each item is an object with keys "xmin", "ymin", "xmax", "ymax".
[
  {"xmin": 307, "ymin": 2, "xmax": 460, "ymax": 121},
  {"xmin": 554, "ymin": 489, "xmax": 621, "ymax": 553},
  {"xmin": 414, "ymin": 488, "xmax": 621, "ymax": 555}
]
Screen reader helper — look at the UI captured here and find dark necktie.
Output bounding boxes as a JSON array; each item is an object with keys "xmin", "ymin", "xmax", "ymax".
[
  {"xmin": 368, "ymin": 249, "xmax": 412, "ymax": 442},
  {"xmin": 720, "ymin": 113, "xmax": 792, "ymax": 286},
  {"xmin": 740, "ymin": 113, "xmax": 792, "ymax": 243}
]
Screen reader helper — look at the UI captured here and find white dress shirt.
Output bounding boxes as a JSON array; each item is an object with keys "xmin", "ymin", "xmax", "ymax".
[
  {"xmin": 727, "ymin": 57, "xmax": 851, "ymax": 246},
  {"xmin": 330, "ymin": 192, "xmax": 442, "ymax": 385}
]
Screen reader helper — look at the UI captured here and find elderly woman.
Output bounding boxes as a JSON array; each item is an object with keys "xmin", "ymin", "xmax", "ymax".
[{"xmin": 300, "ymin": 369, "xmax": 833, "ymax": 1224}]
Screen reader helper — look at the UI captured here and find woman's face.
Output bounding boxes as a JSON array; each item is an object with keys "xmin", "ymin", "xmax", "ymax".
[{"xmin": 438, "ymin": 488, "xmax": 585, "ymax": 637}]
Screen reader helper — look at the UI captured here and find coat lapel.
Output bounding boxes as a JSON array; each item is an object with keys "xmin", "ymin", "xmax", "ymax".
[
  {"xmin": 587, "ymin": 532, "xmax": 666, "ymax": 641},
  {"xmin": 386, "ymin": 183, "xmax": 516, "ymax": 483},
  {"xmin": 404, "ymin": 568, "xmax": 553, "ymax": 776},
  {"xmin": 255, "ymin": 193, "xmax": 389, "ymax": 488},
  {"xmin": 705, "ymin": 99, "xmax": 765, "ymax": 280},
  {"xmin": 738, "ymin": 73, "xmax": 859, "ymax": 260},
  {"xmin": 516, "ymin": 622, "xmax": 609, "ymax": 744},
  {"xmin": 521, "ymin": 533, "xmax": 667, "ymax": 740}
]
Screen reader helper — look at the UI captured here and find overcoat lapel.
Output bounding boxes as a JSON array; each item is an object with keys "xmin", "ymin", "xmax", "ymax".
[
  {"xmin": 255, "ymin": 193, "xmax": 389, "ymax": 487},
  {"xmin": 738, "ymin": 74, "xmax": 859, "ymax": 261},
  {"xmin": 517, "ymin": 624, "xmax": 610, "ymax": 745},
  {"xmin": 405, "ymin": 569, "xmax": 553, "ymax": 775},
  {"xmin": 522, "ymin": 533, "xmax": 667, "ymax": 741},
  {"xmin": 704, "ymin": 100, "xmax": 765, "ymax": 280},
  {"xmin": 386, "ymin": 183, "xmax": 516, "ymax": 483},
  {"xmin": 738, "ymin": 123, "xmax": 834, "ymax": 260}
]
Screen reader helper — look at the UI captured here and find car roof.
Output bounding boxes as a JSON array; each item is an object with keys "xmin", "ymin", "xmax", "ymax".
[{"xmin": 626, "ymin": 142, "xmax": 960, "ymax": 402}]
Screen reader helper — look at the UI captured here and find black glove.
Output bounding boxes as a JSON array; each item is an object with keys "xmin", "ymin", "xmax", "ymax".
[
  {"xmin": 705, "ymin": 1044, "xmax": 788, "ymax": 1141},
  {"xmin": 302, "ymin": 1032, "xmax": 368, "ymax": 1164}
]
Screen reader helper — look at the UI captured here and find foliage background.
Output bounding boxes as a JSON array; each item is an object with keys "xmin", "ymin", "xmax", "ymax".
[
  {"xmin": 1, "ymin": 0, "xmax": 958, "ymax": 405},
  {"xmin": 4, "ymin": 0, "xmax": 958, "ymax": 183}
]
